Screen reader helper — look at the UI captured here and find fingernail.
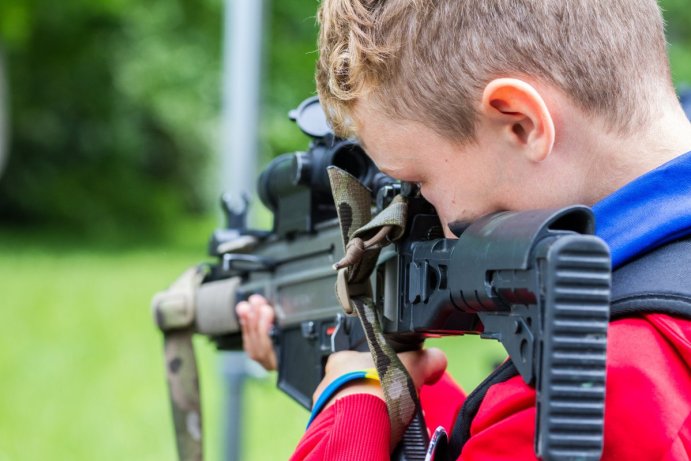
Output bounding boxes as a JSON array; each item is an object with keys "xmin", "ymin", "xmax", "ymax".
[{"xmin": 249, "ymin": 294, "xmax": 264, "ymax": 304}]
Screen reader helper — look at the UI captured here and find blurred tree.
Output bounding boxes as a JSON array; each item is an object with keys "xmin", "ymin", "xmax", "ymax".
[
  {"xmin": 662, "ymin": 0, "xmax": 691, "ymax": 85},
  {"xmin": 0, "ymin": 0, "xmax": 222, "ymax": 237},
  {"xmin": 260, "ymin": 1, "xmax": 320, "ymax": 168},
  {"xmin": 0, "ymin": 0, "xmax": 323, "ymax": 237}
]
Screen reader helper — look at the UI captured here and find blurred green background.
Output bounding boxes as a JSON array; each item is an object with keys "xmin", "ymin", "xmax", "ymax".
[{"xmin": 0, "ymin": 1, "xmax": 690, "ymax": 460}]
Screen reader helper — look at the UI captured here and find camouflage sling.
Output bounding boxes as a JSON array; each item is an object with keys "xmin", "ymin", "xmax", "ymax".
[
  {"xmin": 328, "ymin": 166, "xmax": 429, "ymax": 459},
  {"xmin": 151, "ymin": 266, "xmax": 208, "ymax": 461}
]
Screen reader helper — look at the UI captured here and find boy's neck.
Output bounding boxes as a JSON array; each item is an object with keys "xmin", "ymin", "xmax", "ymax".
[{"xmin": 565, "ymin": 98, "xmax": 691, "ymax": 204}]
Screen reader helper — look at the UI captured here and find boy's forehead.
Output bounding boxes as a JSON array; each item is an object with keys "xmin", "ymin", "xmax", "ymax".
[
  {"xmin": 349, "ymin": 100, "xmax": 453, "ymax": 175},
  {"xmin": 351, "ymin": 102, "xmax": 394, "ymax": 152}
]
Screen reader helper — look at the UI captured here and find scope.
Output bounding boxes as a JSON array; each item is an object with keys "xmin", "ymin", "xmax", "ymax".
[{"xmin": 257, "ymin": 97, "xmax": 384, "ymax": 236}]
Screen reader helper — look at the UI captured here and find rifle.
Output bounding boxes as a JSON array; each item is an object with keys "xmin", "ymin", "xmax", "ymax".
[{"xmin": 152, "ymin": 96, "xmax": 611, "ymax": 461}]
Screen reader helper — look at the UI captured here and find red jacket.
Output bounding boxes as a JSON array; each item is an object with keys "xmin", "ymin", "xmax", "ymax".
[{"xmin": 290, "ymin": 313, "xmax": 691, "ymax": 460}]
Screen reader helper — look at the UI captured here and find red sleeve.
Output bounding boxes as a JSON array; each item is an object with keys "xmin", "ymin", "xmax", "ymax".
[
  {"xmin": 459, "ymin": 314, "xmax": 691, "ymax": 460},
  {"xmin": 290, "ymin": 372, "xmax": 465, "ymax": 460},
  {"xmin": 290, "ymin": 394, "xmax": 390, "ymax": 461}
]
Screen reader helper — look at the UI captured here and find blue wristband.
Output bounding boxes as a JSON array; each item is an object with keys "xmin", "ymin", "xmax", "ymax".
[{"xmin": 306, "ymin": 368, "xmax": 379, "ymax": 428}]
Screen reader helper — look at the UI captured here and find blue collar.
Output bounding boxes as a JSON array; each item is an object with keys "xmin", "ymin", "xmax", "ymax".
[{"xmin": 593, "ymin": 151, "xmax": 691, "ymax": 269}]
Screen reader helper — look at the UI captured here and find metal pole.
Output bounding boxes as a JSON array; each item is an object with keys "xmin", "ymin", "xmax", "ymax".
[
  {"xmin": 220, "ymin": 353, "xmax": 247, "ymax": 461},
  {"xmin": 219, "ymin": 1, "xmax": 265, "ymax": 461},
  {"xmin": 221, "ymin": 0, "xmax": 264, "ymax": 200}
]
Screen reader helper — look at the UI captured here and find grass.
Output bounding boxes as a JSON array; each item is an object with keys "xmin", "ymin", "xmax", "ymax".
[{"xmin": 0, "ymin": 222, "xmax": 505, "ymax": 461}]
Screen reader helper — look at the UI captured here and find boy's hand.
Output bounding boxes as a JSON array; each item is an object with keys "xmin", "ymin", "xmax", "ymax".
[
  {"xmin": 235, "ymin": 294, "xmax": 448, "ymax": 416},
  {"xmin": 313, "ymin": 348, "xmax": 448, "ymax": 410},
  {"xmin": 235, "ymin": 294, "xmax": 278, "ymax": 371}
]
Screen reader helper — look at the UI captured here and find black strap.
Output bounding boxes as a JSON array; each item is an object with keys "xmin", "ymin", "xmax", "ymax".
[
  {"xmin": 446, "ymin": 360, "xmax": 517, "ymax": 460},
  {"xmin": 611, "ymin": 238, "xmax": 691, "ymax": 319},
  {"xmin": 446, "ymin": 237, "xmax": 691, "ymax": 460}
]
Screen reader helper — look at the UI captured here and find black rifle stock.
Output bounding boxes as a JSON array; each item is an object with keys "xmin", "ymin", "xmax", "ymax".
[{"xmin": 153, "ymin": 97, "xmax": 611, "ymax": 461}]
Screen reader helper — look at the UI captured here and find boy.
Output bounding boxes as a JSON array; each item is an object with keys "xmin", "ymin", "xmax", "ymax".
[{"xmin": 238, "ymin": 0, "xmax": 691, "ymax": 458}]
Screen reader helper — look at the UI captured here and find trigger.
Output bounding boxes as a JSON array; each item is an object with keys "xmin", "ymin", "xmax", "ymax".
[{"xmin": 330, "ymin": 314, "xmax": 350, "ymax": 352}]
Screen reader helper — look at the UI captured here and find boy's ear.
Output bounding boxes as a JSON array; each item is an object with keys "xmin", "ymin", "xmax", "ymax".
[{"xmin": 481, "ymin": 78, "xmax": 555, "ymax": 162}]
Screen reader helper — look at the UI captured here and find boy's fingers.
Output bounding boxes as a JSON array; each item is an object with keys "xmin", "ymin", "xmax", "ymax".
[
  {"xmin": 420, "ymin": 348, "xmax": 447, "ymax": 385},
  {"xmin": 395, "ymin": 348, "xmax": 448, "ymax": 388},
  {"xmin": 236, "ymin": 301, "xmax": 250, "ymax": 320},
  {"xmin": 259, "ymin": 303, "xmax": 275, "ymax": 329},
  {"xmin": 235, "ymin": 296, "xmax": 278, "ymax": 372},
  {"xmin": 248, "ymin": 293, "xmax": 268, "ymax": 305}
]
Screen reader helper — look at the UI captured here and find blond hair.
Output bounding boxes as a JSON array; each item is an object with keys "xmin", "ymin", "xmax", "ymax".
[{"xmin": 316, "ymin": 0, "xmax": 673, "ymax": 141}]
